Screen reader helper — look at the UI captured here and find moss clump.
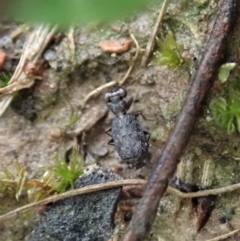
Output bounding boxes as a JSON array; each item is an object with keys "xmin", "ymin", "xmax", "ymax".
[
  {"xmin": 210, "ymin": 92, "xmax": 240, "ymax": 133},
  {"xmin": 150, "ymin": 34, "xmax": 184, "ymax": 69},
  {"xmin": 0, "ymin": 150, "xmax": 83, "ymax": 202}
]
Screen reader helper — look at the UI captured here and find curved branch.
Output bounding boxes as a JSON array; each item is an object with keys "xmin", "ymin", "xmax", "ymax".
[{"xmin": 122, "ymin": 0, "xmax": 238, "ymax": 240}]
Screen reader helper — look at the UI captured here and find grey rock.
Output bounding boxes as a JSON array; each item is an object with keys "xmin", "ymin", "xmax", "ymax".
[{"xmin": 28, "ymin": 166, "xmax": 122, "ymax": 241}]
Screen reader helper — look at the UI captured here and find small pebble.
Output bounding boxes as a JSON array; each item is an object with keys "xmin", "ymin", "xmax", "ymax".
[
  {"xmin": 47, "ymin": 127, "xmax": 65, "ymax": 141},
  {"xmin": 146, "ymin": 79, "xmax": 155, "ymax": 85},
  {"xmin": 0, "ymin": 36, "xmax": 13, "ymax": 49},
  {"xmin": 91, "ymin": 147, "xmax": 109, "ymax": 157},
  {"xmin": 99, "ymin": 39, "xmax": 131, "ymax": 54},
  {"xmin": 44, "ymin": 49, "xmax": 57, "ymax": 62}
]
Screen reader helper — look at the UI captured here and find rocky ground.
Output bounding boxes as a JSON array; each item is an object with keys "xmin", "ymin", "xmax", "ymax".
[{"xmin": 1, "ymin": 1, "xmax": 240, "ymax": 240}]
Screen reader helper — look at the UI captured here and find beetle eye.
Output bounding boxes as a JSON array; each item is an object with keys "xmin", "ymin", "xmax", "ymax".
[
  {"xmin": 118, "ymin": 87, "xmax": 127, "ymax": 97},
  {"xmin": 105, "ymin": 92, "xmax": 111, "ymax": 101}
]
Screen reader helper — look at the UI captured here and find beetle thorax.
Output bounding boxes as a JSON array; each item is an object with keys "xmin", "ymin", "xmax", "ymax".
[{"xmin": 108, "ymin": 97, "xmax": 127, "ymax": 115}]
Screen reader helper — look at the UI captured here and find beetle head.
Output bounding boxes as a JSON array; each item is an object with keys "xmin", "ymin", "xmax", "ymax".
[{"xmin": 105, "ymin": 86, "xmax": 129, "ymax": 115}]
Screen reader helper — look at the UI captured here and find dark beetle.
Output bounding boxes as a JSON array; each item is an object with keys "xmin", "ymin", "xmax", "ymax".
[{"xmin": 105, "ymin": 86, "xmax": 150, "ymax": 168}]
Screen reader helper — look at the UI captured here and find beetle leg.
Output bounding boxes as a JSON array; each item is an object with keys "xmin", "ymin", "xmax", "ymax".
[
  {"xmin": 135, "ymin": 112, "xmax": 147, "ymax": 120},
  {"xmin": 107, "ymin": 102, "xmax": 114, "ymax": 113},
  {"xmin": 105, "ymin": 127, "xmax": 114, "ymax": 145},
  {"xmin": 144, "ymin": 130, "xmax": 151, "ymax": 142},
  {"xmin": 135, "ymin": 112, "xmax": 154, "ymax": 121},
  {"xmin": 125, "ymin": 97, "xmax": 133, "ymax": 111},
  {"xmin": 108, "ymin": 139, "xmax": 115, "ymax": 146},
  {"xmin": 105, "ymin": 127, "xmax": 112, "ymax": 137}
]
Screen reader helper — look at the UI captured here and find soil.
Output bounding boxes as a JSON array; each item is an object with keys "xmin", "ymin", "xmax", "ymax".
[{"xmin": 1, "ymin": 1, "xmax": 240, "ymax": 240}]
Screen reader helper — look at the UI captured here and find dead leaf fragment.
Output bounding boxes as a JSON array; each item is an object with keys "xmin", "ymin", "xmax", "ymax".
[
  {"xmin": 195, "ymin": 195, "xmax": 216, "ymax": 232},
  {"xmin": 24, "ymin": 62, "xmax": 37, "ymax": 75},
  {"xmin": 99, "ymin": 39, "xmax": 131, "ymax": 54}
]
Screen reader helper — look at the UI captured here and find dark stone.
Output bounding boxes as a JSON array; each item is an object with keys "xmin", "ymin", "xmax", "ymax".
[
  {"xmin": 28, "ymin": 166, "xmax": 122, "ymax": 241},
  {"xmin": 173, "ymin": 177, "xmax": 200, "ymax": 193}
]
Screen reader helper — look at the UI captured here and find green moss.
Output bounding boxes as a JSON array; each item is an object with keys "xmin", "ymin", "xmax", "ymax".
[
  {"xmin": 67, "ymin": 114, "xmax": 81, "ymax": 128},
  {"xmin": 151, "ymin": 213, "xmax": 175, "ymax": 241},
  {"xmin": 150, "ymin": 34, "xmax": 184, "ymax": 69},
  {"xmin": 51, "ymin": 152, "xmax": 83, "ymax": 193},
  {"xmin": 0, "ymin": 72, "xmax": 11, "ymax": 87},
  {"xmin": 0, "ymin": 151, "xmax": 84, "ymax": 202},
  {"xmin": 210, "ymin": 91, "xmax": 240, "ymax": 133},
  {"xmin": 232, "ymin": 77, "xmax": 240, "ymax": 91}
]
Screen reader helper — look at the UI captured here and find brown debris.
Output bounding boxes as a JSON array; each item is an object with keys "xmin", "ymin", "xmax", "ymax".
[
  {"xmin": 122, "ymin": 185, "xmax": 144, "ymax": 198},
  {"xmin": 0, "ymin": 24, "xmax": 57, "ymax": 117},
  {"xmin": 174, "ymin": 178, "xmax": 216, "ymax": 231},
  {"xmin": 195, "ymin": 196, "xmax": 216, "ymax": 232},
  {"xmin": 23, "ymin": 62, "xmax": 37, "ymax": 75},
  {"xmin": 99, "ymin": 39, "xmax": 131, "ymax": 54},
  {"xmin": 0, "ymin": 50, "xmax": 7, "ymax": 69}
]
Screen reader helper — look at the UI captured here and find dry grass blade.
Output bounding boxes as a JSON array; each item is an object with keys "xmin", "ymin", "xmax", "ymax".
[
  {"xmin": 203, "ymin": 229, "xmax": 240, "ymax": 241},
  {"xmin": 2, "ymin": 177, "xmax": 240, "ymax": 222},
  {"xmin": 82, "ymin": 33, "xmax": 140, "ymax": 108},
  {"xmin": 167, "ymin": 182, "xmax": 240, "ymax": 198},
  {"xmin": 141, "ymin": 0, "xmax": 170, "ymax": 66},
  {"xmin": 0, "ymin": 24, "xmax": 57, "ymax": 116},
  {"xmin": 0, "ymin": 179, "xmax": 146, "ymax": 222}
]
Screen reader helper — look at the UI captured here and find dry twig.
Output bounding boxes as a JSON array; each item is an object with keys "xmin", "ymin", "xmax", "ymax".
[
  {"xmin": 122, "ymin": 1, "xmax": 237, "ymax": 240},
  {"xmin": 203, "ymin": 229, "xmax": 240, "ymax": 241},
  {"xmin": 0, "ymin": 24, "xmax": 57, "ymax": 116},
  {"xmin": 141, "ymin": 0, "xmax": 170, "ymax": 66},
  {"xmin": 3, "ymin": 176, "xmax": 240, "ymax": 223},
  {"xmin": 82, "ymin": 33, "xmax": 140, "ymax": 108},
  {"xmin": 167, "ymin": 182, "xmax": 240, "ymax": 198},
  {"xmin": 0, "ymin": 179, "xmax": 146, "ymax": 222}
]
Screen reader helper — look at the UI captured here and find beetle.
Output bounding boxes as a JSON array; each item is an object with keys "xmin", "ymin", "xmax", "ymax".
[{"xmin": 105, "ymin": 86, "xmax": 150, "ymax": 168}]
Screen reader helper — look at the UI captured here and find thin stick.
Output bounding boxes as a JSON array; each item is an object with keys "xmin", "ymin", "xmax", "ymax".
[
  {"xmin": 0, "ymin": 179, "xmax": 146, "ymax": 222},
  {"xmin": 3, "ymin": 176, "xmax": 240, "ymax": 222},
  {"xmin": 203, "ymin": 229, "xmax": 240, "ymax": 241},
  {"xmin": 123, "ymin": 1, "xmax": 237, "ymax": 240},
  {"xmin": 118, "ymin": 33, "xmax": 139, "ymax": 85},
  {"xmin": 82, "ymin": 33, "xmax": 140, "ymax": 107},
  {"xmin": 82, "ymin": 80, "xmax": 117, "ymax": 107},
  {"xmin": 141, "ymin": 0, "xmax": 170, "ymax": 67},
  {"xmin": 167, "ymin": 182, "xmax": 240, "ymax": 198}
]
